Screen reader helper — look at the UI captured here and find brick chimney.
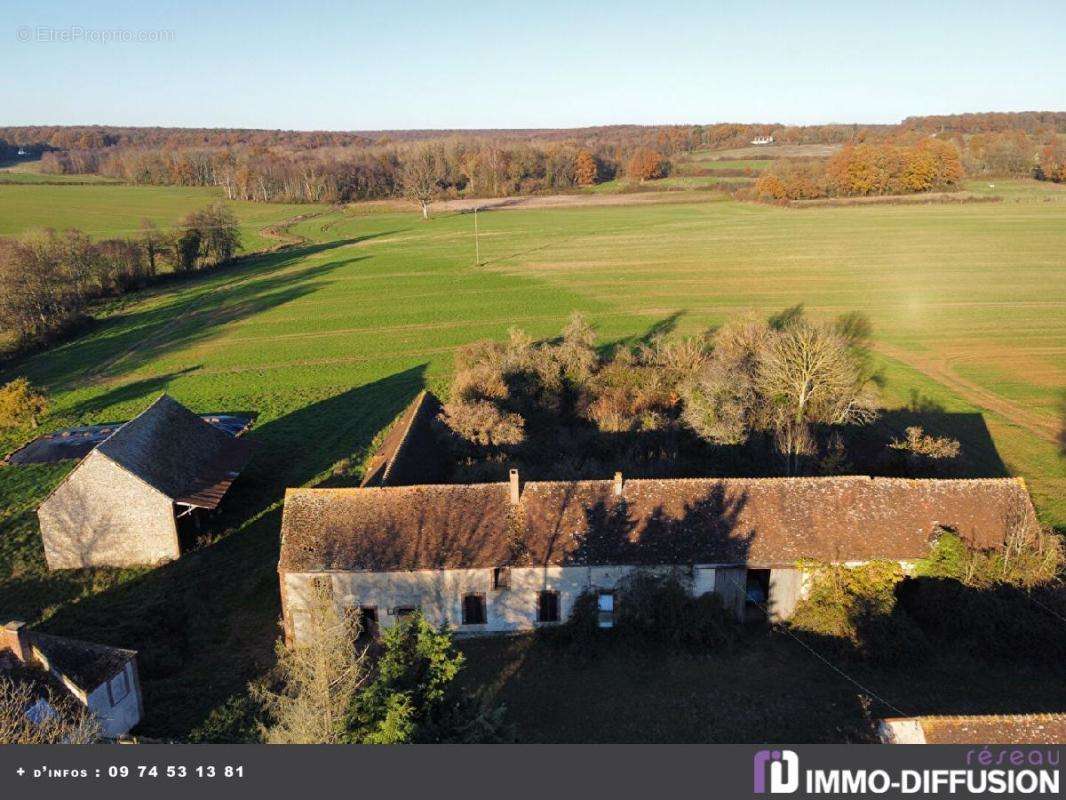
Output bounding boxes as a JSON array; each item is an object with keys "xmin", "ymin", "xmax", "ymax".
[
  {"xmin": 1, "ymin": 621, "xmax": 31, "ymax": 664},
  {"xmin": 509, "ymin": 469, "xmax": 521, "ymax": 505},
  {"xmin": 613, "ymin": 471, "xmax": 624, "ymax": 497}
]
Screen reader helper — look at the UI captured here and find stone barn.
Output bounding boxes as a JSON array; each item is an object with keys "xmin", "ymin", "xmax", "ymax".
[
  {"xmin": 38, "ymin": 395, "xmax": 254, "ymax": 569},
  {"xmin": 278, "ymin": 473, "xmax": 1038, "ymax": 644}
]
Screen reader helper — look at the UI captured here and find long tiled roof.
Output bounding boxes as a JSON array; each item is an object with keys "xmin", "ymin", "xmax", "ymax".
[{"xmin": 279, "ymin": 476, "xmax": 1038, "ymax": 573}]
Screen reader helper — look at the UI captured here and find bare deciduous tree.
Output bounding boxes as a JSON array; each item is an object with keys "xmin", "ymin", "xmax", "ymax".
[
  {"xmin": 401, "ymin": 146, "xmax": 444, "ymax": 219},
  {"xmin": 0, "ymin": 676, "xmax": 100, "ymax": 744},
  {"xmin": 683, "ymin": 310, "xmax": 879, "ymax": 473},
  {"xmin": 757, "ymin": 318, "xmax": 879, "ymax": 472},
  {"xmin": 253, "ymin": 582, "xmax": 367, "ymax": 744}
]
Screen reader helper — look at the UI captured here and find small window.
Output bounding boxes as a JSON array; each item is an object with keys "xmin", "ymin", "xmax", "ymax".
[
  {"xmin": 597, "ymin": 591, "xmax": 615, "ymax": 629},
  {"xmin": 107, "ymin": 670, "xmax": 130, "ymax": 706},
  {"xmin": 493, "ymin": 567, "xmax": 511, "ymax": 590},
  {"xmin": 393, "ymin": 606, "xmax": 417, "ymax": 619},
  {"xmin": 537, "ymin": 590, "xmax": 560, "ymax": 623},
  {"xmin": 462, "ymin": 594, "xmax": 487, "ymax": 625}
]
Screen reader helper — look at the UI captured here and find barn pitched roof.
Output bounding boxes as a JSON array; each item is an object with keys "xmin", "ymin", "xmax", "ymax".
[
  {"xmin": 279, "ymin": 476, "xmax": 1038, "ymax": 573},
  {"xmin": 360, "ymin": 391, "xmax": 447, "ymax": 487},
  {"xmin": 95, "ymin": 394, "xmax": 253, "ymax": 508}
]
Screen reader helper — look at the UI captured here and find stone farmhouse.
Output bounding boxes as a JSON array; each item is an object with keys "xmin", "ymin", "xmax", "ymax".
[
  {"xmin": 278, "ymin": 471, "xmax": 1038, "ymax": 645},
  {"xmin": 38, "ymin": 394, "xmax": 254, "ymax": 569},
  {"xmin": 1, "ymin": 620, "xmax": 142, "ymax": 738}
]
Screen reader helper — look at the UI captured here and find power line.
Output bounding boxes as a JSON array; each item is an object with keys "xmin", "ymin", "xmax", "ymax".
[{"xmin": 718, "ymin": 570, "xmax": 909, "ymax": 718}]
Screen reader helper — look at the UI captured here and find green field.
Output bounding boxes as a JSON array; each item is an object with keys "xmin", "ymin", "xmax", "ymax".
[
  {"xmin": 0, "ymin": 183, "xmax": 315, "ymax": 251},
  {"xmin": 0, "ymin": 178, "xmax": 1063, "ymax": 739},
  {"xmin": 0, "ymin": 171, "xmax": 120, "ymax": 185},
  {"xmin": 589, "ymin": 175, "xmax": 745, "ymax": 193}
]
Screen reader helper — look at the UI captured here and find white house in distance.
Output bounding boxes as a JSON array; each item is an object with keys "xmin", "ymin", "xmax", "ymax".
[
  {"xmin": 1, "ymin": 620, "xmax": 143, "ymax": 738},
  {"xmin": 750, "ymin": 135, "xmax": 774, "ymax": 145},
  {"xmin": 278, "ymin": 471, "xmax": 1038, "ymax": 645}
]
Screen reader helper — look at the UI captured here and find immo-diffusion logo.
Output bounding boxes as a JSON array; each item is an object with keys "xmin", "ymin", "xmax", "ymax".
[
  {"xmin": 752, "ymin": 747, "xmax": 1060, "ymax": 796},
  {"xmin": 754, "ymin": 749, "xmax": 800, "ymax": 794}
]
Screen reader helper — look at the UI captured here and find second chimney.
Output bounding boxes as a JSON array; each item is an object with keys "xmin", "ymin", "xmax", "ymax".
[
  {"xmin": 613, "ymin": 471, "xmax": 624, "ymax": 497},
  {"xmin": 509, "ymin": 468, "xmax": 521, "ymax": 504},
  {"xmin": 1, "ymin": 620, "xmax": 31, "ymax": 664}
]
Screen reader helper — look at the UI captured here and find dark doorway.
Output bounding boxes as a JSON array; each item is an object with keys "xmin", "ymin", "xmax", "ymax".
[{"xmin": 745, "ymin": 569, "xmax": 771, "ymax": 622}]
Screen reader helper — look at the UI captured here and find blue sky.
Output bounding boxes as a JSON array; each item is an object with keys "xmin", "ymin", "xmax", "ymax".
[{"xmin": 3, "ymin": 0, "xmax": 1064, "ymax": 130}]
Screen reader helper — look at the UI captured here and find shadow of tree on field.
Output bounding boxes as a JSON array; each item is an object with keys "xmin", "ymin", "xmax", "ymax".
[
  {"xmin": 845, "ymin": 409, "xmax": 1009, "ymax": 478},
  {"xmin": 35, "ymin": 365, "xmax": 427, "ymax": 739},
  {"xmin": 13, "ymin": 233, "xmax": 401, "ymax": 391},
  {"xmin": 217, "ymin": 364, "xmax": 428, "ymax": 524},
  {"xmin": 611, "ymin": 310, "xmax": 686, "ymax": 352},
  {"xmin": 60, "ymin": 367, "xmax": 202, "ymax": 421}
]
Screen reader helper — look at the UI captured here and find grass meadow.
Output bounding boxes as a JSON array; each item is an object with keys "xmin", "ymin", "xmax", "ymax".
[
  {"xmin": 0, "ymin": 183, "xmax": 315, "ymax": 250},
  {"xmin": 0, "ymin": 178, "xmax": 1063, "ymax": 739}
]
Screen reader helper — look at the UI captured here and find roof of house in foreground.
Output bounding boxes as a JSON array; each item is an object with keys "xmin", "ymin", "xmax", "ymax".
[
  {"xmin": 279, "ymin": 476, "xmax": 1038, "ymax": 573},
  {"xmin": 28, "ymin": 631, "xmax": 136, "ymax": 690},
  {"xmin": 881, "ymin": 714, "xmax": 1066, "ymax": 744},
  {"xmin": 87, "ymin": 394, "xmax": 254, "ymax": 509},
  {"xmin": 2, "ymin": 623, "xmax": 136, "ymax": 692}
]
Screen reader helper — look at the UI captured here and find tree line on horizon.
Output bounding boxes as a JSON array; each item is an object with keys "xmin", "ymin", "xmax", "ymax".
[
  {"xmin": 0, "ymin": 120, "xmax": 895, "ymax": 205},
  {"xmin": 3, "ymin": 112, "xmax": 1062, "ymax": 204}
]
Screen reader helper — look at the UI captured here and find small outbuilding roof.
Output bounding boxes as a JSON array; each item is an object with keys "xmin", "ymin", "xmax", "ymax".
[
  {"xmin": 28, "ymin": 632, "xmax": 136, "ymax": 691},
  {"xmin": 279, "ymin": 476, "xmax": 1038, "ymax": 573},
  {"xmin": 94, "ymin": 395, "xmax": 254, "ymax": 509}
]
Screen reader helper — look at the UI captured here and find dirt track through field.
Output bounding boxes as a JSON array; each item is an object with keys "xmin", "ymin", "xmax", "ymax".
[
  {"xmin": 872, "ymin": 341, "xmax": 1058, "ymax": 444},
  {"xmin": 348, "ymin": 190, "xmax": 727, "ymax": 217}
]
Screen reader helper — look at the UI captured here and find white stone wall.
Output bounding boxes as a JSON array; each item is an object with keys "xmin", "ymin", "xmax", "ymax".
[
  {"xmin": 877, "ymin": 718, "xmax": 926, "ymax": 744},
  {"xmin": 39, "ymin": 452, "xmax": 180, "ymax": 569},
  {"xmin": 282, "ymin": 560, "xmax": 908, "ymax": 645},
  {"xmin": 286, "ymin": 563, "xmax": 714, "ymax": 644},
  {"xmin": 85, "ymin": 661, "xmax": 142, "ymax": 738}
]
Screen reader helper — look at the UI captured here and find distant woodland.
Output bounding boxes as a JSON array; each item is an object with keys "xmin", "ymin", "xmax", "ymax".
[{"xmin": 3, "ymin": 112, "xmax": 1062, "ymax": 205}]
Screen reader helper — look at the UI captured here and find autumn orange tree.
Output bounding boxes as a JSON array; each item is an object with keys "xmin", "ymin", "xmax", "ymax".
[
  {"xmin": 754, "ymin": 161, "xmax": 826, "ymax": 201},
  {"xmin": 574, "ymin": 150, "xmax": 599, "ymax": 186},
  {"xmin": 626, "ymin": 148, "xmax": 668, "ymax": 182},
  {"xmin": 827, "ymin": 140, "xmax": 963, "ymax": 196},
  {"xmin": 1037, "ymin": 140, "xmax": 1066, "ymax": 182}
]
